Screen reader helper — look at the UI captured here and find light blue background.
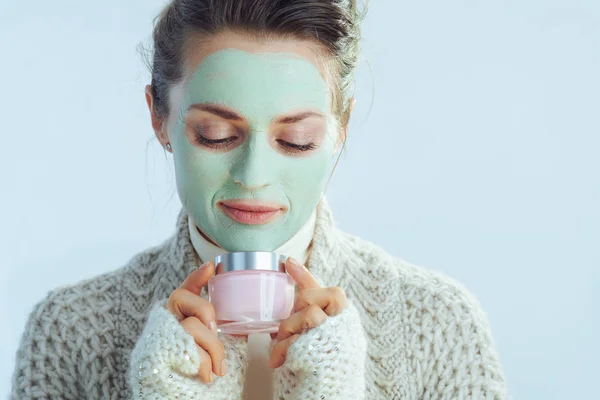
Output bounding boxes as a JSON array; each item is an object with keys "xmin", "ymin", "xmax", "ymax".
[{"xmin": 1, "ymin": 1, "xmax": 598, "ymax": 398}]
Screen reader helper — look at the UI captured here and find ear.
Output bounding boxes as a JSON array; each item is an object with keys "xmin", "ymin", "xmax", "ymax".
[
  {"xmin": 145, "ymin": 84, "xmax": 172, "ymax": 152},
  {"xmin": 333, "ymin": 97, "xmax": 355, "ymax": 154}
]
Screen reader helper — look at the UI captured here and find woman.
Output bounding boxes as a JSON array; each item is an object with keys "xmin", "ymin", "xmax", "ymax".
[{"xmin": 10, "ymin": 0, "xmax": 508, "ymax": 399}]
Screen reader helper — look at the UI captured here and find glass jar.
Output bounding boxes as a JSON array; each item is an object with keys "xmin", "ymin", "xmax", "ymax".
[{"xmin": 208, "ymin": 251, "xmax": 295, "ymax": 335}]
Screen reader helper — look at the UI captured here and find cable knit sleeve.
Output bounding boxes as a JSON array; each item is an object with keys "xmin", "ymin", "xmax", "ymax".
[
  {"xmin": 271, "ymin": 300, "xmax": 368, "ymax": 400},
  {"xmin": 416, "ymin": 280, "xmax": 508, "ymax": 399},
  {"xmin": 128, "ymin": 299, "xmax": 249, "ymax": 400}
]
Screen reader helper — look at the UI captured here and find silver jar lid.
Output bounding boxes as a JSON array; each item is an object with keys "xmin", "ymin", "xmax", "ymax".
[{"xmin": 214, "ymin": 251, "xmax": 288, "ymax": 275}]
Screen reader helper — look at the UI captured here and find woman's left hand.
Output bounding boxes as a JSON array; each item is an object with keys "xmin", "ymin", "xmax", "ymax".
[{"xmin": 268, "ymin": 257, "xmax": 348, "ymax": 369}]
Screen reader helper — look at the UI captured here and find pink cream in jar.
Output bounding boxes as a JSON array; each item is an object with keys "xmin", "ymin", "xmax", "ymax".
[{"xmin": 208, "ymin": 251, "xmax": 295, "ymax": 335}]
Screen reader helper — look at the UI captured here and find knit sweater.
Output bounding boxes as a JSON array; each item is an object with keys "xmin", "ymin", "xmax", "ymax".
[{"xmin": 10, "ymin": 198, "xmax": 508, "ymax": 399}]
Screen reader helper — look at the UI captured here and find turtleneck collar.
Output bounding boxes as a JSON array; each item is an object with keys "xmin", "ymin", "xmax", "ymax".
[{"xmin": 187, "ymin": 209, "xmax": 317, "ymax": 266}]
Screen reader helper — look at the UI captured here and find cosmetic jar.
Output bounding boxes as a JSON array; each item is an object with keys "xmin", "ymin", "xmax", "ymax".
[{"xmin": 208, "ymin": 251, "xmax": 295, "ymax": 335}]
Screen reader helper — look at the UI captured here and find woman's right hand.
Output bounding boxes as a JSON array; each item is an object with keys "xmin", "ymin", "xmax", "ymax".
[
  {"xmin": 164, "ymin": 260, "xmax": 226, "ymax": 383},
  {"xmin": 129, "ymin": 261, "xmax": 249, "ymax": 400}
]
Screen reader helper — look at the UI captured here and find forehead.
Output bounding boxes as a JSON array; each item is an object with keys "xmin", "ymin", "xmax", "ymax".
[
  {"xmin": 182, "ymin": 49, "xmax": 330, "ymax": 114},
  {"xmin": 169, "ymin": 32, "xmax": 333, "ymax": 117},
  {"xmin": 183, "ymin": 31, "xmax": 330, "ymax": 79}
]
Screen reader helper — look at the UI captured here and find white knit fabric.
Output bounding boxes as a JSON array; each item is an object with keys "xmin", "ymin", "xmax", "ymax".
[
  {"xmin": 271, "ymin": 302, "xmax": 367, "ymax": 399},
  {"xmin": 10, "ymin": 197, "xmax": 509, "ymax": 399},
  {"xmin": 128, "ymin": 295, "xmax": 366, "ymax": 399},
  {"xmin": 129, "ymin": 299, "xmax": 249, "ymax": 399}
]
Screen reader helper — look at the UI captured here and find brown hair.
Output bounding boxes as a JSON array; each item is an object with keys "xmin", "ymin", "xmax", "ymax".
[{"xmin": 140, "ymin": 0, "xmax": 367, "ymax": 133}]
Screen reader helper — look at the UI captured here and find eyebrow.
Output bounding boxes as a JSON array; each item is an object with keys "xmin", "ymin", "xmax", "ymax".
[
  {"xmin": 188, "ymin": 104, "xmax": 243, "ymax": 121},
  {"xmin": 187, "ymin": 103, "xmax": 324, "ymax": 124},
  {"xmin": 275, "ymin": 111, "xmax": 324, "ymax": 124}
]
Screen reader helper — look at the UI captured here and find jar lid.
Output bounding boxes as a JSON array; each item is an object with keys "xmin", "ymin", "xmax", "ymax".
[{"xmin": 214, "ymin": 251, "xmax": 288, "ymax": 275}]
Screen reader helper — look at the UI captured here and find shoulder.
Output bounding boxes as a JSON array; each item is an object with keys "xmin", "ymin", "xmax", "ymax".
[
  {"xmin": 17, "ymin": 253, "xmax": 141, "ymax": 352},
  {"xmin": 11, "ymin": 266, "xmax": 124, "ymax": 397},
  {"xmin": 335, "ymin": 228, "xmax": 491, "ymax": 325},
  {"xmin": 335, "ymin": 230, "xmax": 508, "ymax": 397},
  {"xmin": 11, "ymin": 242, "xmax": 170, "ymax": 397},
  {"xmin": 27, "ymin": 237, "xmax": 171, "ymax": 326},
  {"xmin": 17, "ymin": 235, "xmax": 175, "ymax": 353}
]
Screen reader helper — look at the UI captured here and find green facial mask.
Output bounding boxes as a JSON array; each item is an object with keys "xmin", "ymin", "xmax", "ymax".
[{"xmin": 169, "ymin": 49, "xmax": 337, "ymax": 251}]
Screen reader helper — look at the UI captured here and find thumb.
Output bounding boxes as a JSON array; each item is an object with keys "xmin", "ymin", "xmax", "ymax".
[
  {"xmin": 179, "ymin": 261, "xmax": 215, "ymax": 294},
  {"xmin": 285, "ymin": 257, "xmax": 321, "ymax": 290}
]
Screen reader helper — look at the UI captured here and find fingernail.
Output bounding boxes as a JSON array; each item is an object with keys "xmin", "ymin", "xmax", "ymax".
[
  {"xmin": 220, "ymin": 359, "xmax": 227, "ymax": 376},
  {"xmin": 288, "ymin": 257, "xmax": 301, "ymax": 269},
  {"xmin": 198, "ymin": 261, "xmax": 210, "ymax": 271},
  {"xmin": 289, "ymin": 257, "xmax": 309, "ymax": 274},
  {"xmin": 209, "ymin": 320, "xmax": 218, "ymax": 333}
]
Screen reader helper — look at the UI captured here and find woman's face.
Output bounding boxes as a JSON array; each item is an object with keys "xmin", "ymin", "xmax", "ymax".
[{"xmin": 158, "ymin": 33, "xmax": 340, "ymax": 251}]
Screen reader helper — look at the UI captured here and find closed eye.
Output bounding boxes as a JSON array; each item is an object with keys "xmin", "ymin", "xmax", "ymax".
[
  {"xmin": 277, "ymin": 139, "xmax": 316, "ymax": 153},
  {"xmin": 195, "ymin": 133, "xmax": 238, "ymax": 148}
]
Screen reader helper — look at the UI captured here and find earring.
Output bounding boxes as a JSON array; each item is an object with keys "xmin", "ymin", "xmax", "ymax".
[{"xmin": 166, "ymin": 143, "xmax": 172, "ymax": 151}]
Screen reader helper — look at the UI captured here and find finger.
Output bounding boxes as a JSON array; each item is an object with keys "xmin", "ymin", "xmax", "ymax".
[
  {"xmin": 285, "ymin": 257, "xmax": 321, "ymax": 290},
  {"xmin": 191, "ymin": 343, "xmax": 213, "ymax": 383},
  {"xmin": 179, "ymin": 261, "xmax": 215, "ymax": 294},
  {"xmin": 167, "ymin": 288, "xmax": 217, "ymax": 332},
  {"xmin": 276, "ymin": 303, "xmax": 327, "ymax": 342},
  {"xmin": 180, "ymin": 316, "xmax": 226, "ymax": 378},
  {"xmin": 269, "ymin": 334, "xmax": 300, "ymax": 369},
  {"xmin": 295, "ymin": 287, "xmax": 348, "ymax": 316}
]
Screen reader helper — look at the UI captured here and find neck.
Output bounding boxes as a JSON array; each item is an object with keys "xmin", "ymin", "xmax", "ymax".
[{"xmin": 188, "ymin": 211, "xmax": 317, "ymax": 266}]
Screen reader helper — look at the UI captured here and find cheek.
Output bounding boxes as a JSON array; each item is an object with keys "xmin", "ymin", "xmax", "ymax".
[
  {"xmin": 176, "ymin": 146, "xmax": 233, "ymax": 190},
  {"xmin": 280, "ymin": 151, "xmax": 333, "ymax": 192},
  {"xmin": 280, "ymin": 128, "xmax": 336, "ymax": 189}
]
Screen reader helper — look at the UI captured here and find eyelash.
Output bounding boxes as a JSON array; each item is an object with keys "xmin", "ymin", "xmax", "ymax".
[
  {"xmin": 194, "ymin": 132, "xmax": 238, "ymax": 149},
  {"xmin": 195, "ymin": 131, "xmax": 316, "ymax": 154},
  {"xmin": 277, "ymin": 139, "xmax": 317, "ymax": 154}
]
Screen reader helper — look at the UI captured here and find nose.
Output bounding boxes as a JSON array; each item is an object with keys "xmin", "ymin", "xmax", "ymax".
[{"xmin": 230, "ymin": 136, "xmax": 274, "ymax": 190}]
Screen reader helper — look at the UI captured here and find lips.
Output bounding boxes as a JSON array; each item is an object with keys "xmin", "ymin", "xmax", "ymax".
[{"xmin": 218, "ymin": 200, "xmax": 285, "ymax": 225}]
